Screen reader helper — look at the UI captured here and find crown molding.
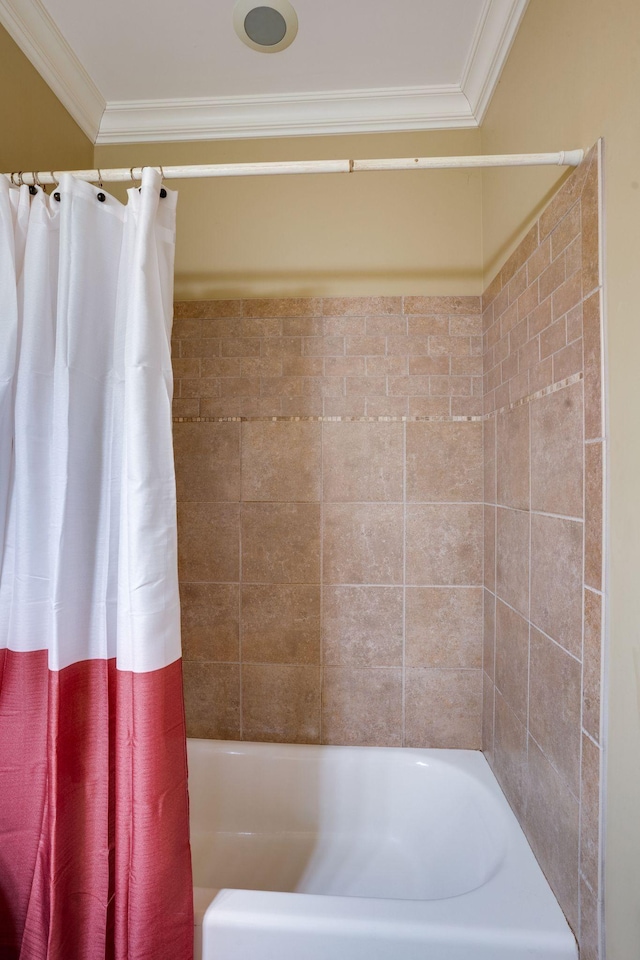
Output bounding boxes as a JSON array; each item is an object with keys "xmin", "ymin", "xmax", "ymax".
[
  {"xmin": 96, "ymin": 85, "xmax": 475, "ymax": 144},
  {"xmin": 1, "ymin": 0, "xmax": 527, "ymax": 145},
  {"xmin": 461, "ymin": 0, "xmax": 530, "ymax": 123},
  {"xmin": 0, "ymin": 0, "xmax": 104, "ymax": 140}
]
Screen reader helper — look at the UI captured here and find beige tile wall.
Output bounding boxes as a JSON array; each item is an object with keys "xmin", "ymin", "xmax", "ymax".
[
  {"xmin": 172, "ymin": 147, "xmax": 604, "ymax": 957},
  {"xmin": 482, "ymin": 145, "xmax": 604, "ymax": 956},
  {"xmin": 173, "ymin": 296, "xmax": 485, "ymax": 749}
]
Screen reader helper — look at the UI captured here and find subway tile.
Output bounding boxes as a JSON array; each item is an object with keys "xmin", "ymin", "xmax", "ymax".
[
  {"xmin": 323, "ymin": 421, "xmax": 403, "ymax": 502},
  {"xmin": 429, "ymin": 335, "xmax": 470, "ymax": 357},
  {"xmin": 241, "ymin": 317, "xmax": 282, "ymax": 338},
  {"xmin": 407, "ymin": 397, "xmax": 450, "ymax": 418},
  {"xmin": 322, "ymin": 666, "xmax": 402, "ymax": 746},
  {"xmin": 173, "ymin": 398, "xmax": 199, "ymax": 418},
  {"xmin": 242, "ymin": 503, "xmax": 321, "ymax": 583},
  {"xmin": 323, "ymin": 317, "xmax": 367, "ymax": 337},
  {"xmin": 539, "ymin": 255, "xmax": 566, "ymax": 302},
  {"xmin": 366, "ymin": 397, "xmax": 409, "ymax": 417},
  {"xmin": 281, "ymin": 397, "xmax": 323, "ymax": 417},
  {"xmin": 495, "ymin": 507, "xmax": 529, "ymax": 617},
  {"xmin": 495, "ymin": 599, "xmax": 529, "ymax": 725},
  {"xmin": 539, "ymin": 162, "xmax": 588, "ymax": 241},
  {"xmin": 585, "ymin": 441, "xmax": 604, "ymax": 591},
  {"xmin": 241, "ymin": 421, "xmax": 321, "ymax": 502},
  {"xmin": 429, "ymin": 376, "xmax": 472, "ymax": 397},
  {"xmin": 262, "ymin": 336, "xmax": 302, "ymax": 358},
  {"xmin": 282, "ymin": 317, "xmax": 323, "ymax": 337},
  {"xmin": 405, "ymin": 587, "xmax": 482, "ymax": 668},
  {"xmin": 323, "ymin": 397, "xmax": 366, "ymax": 417},
  {"xmin": 261, "ymin": 376, "xmax": 304, "ymax": 397},
  {"xmin": 404, "ymin": 668, "xmax": 482, "ymax": 748},
  {"xmin": 484, "ymin": 505, "xmax": 496, "ymax": 592},
  {"xmin": 583, "ymin": 291, "xmax": 603, "ymax": 439},
  {"xmin": 367, "ymin": 355, "xmax": 408, "ymax": 376},
  {"xmin": 302, "ymin": 376, "xmax": 344, "ymax": 398},
  {"xmin": 530, "ymin": 382, "xmax": 584, "ymax": 518},
  {"xmin": 530, "ymin": 514, "xmax": 583, "ymax": 657},
  {"xmin": 178, "ymin": 503, "xmax": 240, "ymax": 582},
  {"xmin": 527, "ymin": 297, "xmax": 553, "ymax": 338},
  {"xmin": 451, "ymin": 396, "xmax": 483, "ymax": 417},
  {"xmin": 344, "ymin": 336, "xmax": 385, "ymax": 356},
  {"xmin": 525, "ymin": 738, "xmax": 580, "ymax": 933},
  {"xmin": 406, "ymin": 503, "xmax": 483, "ymax": 585},
  {"xmin": 174, "ymin": 421, "xmax": 240, "ymax": 502},
  {"xmin": 175, "ymin": 300, "xmax": 242, "ymax": 320},
  {"xmin": 581, "ymin": 156, "xmax": 601, "ymax": 295},
  {"xmin": 323, "ymin": 296, "xmax": 401, "ymax": 316},
  {"xmin": 482, "ymin": 671, "xmax": 495, "ymax": 761},
  {"xmin": 240, "ymin": 358, "xmax": 282, "ymax": 378},
  {"xmin": 404, "ymin": 296, "xmax": 481, "ymax": 315},
  {"xmin": 281, "ymin": 357, "xmax": 323, "ymax": 377},
  {"xmin": 408, "ymin": 356, "xmax": 450, "ymax": 376},
  {"xmin": 483, "ymin": 589, "xmax": 496, "ymax": 680},
  {"xmin": 552, "ymin": 271, "xmax": 582, "ymax": 322},
  {"xmin": 387, "ymin": 335, "xmax": 430, "ymax": 356},
  {"xmin": 526, "ymin": 237, "xmax": 551, "ymax": 285},
  {"xmin": 493, "ymin": 691, "xmax": 528, "ymax": 822},
  {"xmin": 366, "ymin": 315, "xmax": 407, "ymax": 336},
  {"xmin": 323, "ymin": 356, "xmax": 365, "ymax": 377},
  {"xmin": 550, "ymin": 201, "xmax": 581, "ymax": 260},
  {"xmin": 302, "ymin": 337, "xmax": 345, "ymax": 357},
  {"xmin": 553, "ymin": 339, "xmax": 583, "ymax": 382},
  {"xmin": 240, "ymin": 398, "xmax": 282, "ymax": 417},
  {"xmin": 242, "ymin": 664, "xmax": 321, "ymax": 743},
  {"xmin": 579, "ymin": 876, "xmax": 600, "ymax": 960},
  {"xmin": 201, "ymin": 317, "xmax": 238, "ymax": 338},
  {"xmin": 406, "ymin": 421, "xmax": 482, "ymax": 502},
  {"xmin": 183, "ymin": 662, "xmax": 240, "ymax": 740},
  {"xmin": 496, "ymin": 404, "xmax": 530, "ymax": 510},
  {"xmin": 172, "ymin": 318, "xmax": 202, "ymax": 339},
  {"xmin": 241, "ymin": 584, "xmax": 321, "ymax": 664},
  {"xmin": 181, "ymin": 338, "xmax": 221, "ymax": 358},
  {"xmin": 540, "ymin": 317, "xmax": 567, "ymax": 359},
  {"xmin": 583, "ymin": 588, "xmax": 602, "ymax": 742},
  {"xmin": 181, "ymin": 582, "xmax": 239, "ymax": 662},
  {"xmin": 323, "ymin": 586, "xmax": 403, "ymax": 666},
  {"xmin": 529, "ymin": 626, "xmax": 581, "ymax": 796},
  {"xmin": 580, "ymin": 732, "xmax": 601, "ymax": 894},
  {"xmin": 201, "ymin": 358, "xmax": 242, "ymax": 377},
  {"xmin": 200, "ymin": 398, "xmax": 240, "ymax": 418},
  {"xmin": 323, "ymin": 502, "xmax": 403, "ymax": 584},
  {"xmin": 345, "ymin": 376, "xmax": 387, "ymax": 396},
  {"xmin": 221, "ymin": 339, "xmax": 261, "ymax": 358},
  {"xmin": 407, "ymin": 315, "xmax": 449, "ymax": 336}
]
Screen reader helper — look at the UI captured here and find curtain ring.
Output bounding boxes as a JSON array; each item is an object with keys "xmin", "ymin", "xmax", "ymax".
[
  {"xmin": 34, "ymin": 171, "xmax": 47, "ymax": 194},
  {"xmin": 130, "ymin": 166, "xmax": 141, "ymax": 188},
  {"xmin": 158, "ymin": 166, "xmax": 167, "ymax": 199},
  {"xmin": 15, "ymin": 171, "xmax": 23, "ymax": 187},
  {"xmin": 96, "ymin": 168, "xmax": 103, "ymax": 189}
]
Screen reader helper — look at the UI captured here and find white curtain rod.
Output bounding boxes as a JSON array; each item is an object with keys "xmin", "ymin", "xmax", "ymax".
[{"xmin": 4, "ymin": 150, "xmax": 584, "ymax": 186}]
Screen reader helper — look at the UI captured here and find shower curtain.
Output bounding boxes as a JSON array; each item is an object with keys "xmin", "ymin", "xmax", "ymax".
[{"xmin": 0, "ymin": 169, "xmax": 193, "ymax": 959}]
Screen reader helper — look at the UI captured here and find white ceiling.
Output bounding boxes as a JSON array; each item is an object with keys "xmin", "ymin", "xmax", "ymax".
[{"xmin": 1, "ymin": 0, "xmax": 529, "ymax": 143}]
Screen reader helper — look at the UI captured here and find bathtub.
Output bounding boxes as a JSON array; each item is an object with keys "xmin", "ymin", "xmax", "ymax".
[{"xmin": 188, "ymin": 739, "xmax": 577, "ymax": 960}]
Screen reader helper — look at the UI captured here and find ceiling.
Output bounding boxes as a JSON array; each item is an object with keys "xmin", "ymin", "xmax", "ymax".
[{"xmin": 1, "ymin": 0, "xmax": 529, "ymax": 144}]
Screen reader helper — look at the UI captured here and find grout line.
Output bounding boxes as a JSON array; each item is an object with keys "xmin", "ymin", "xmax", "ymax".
[
  {"xmin": 526, "ymin": 396, "xmax": 532, "ymax": 764},
  {"xmin": 495, "ymin": 592, "xmax": 583, "ymax": 664}
]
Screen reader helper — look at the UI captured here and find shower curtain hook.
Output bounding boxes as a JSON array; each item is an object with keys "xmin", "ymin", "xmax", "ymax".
[
  {"xmin": 158, "ymin": 166, "xmax": 167, "ymax": 199},
  {"xmin": 28, "ymin": 172, "xmax": 38, "ymax": 196},
  {"xmin": 34, "ymin": 171, "xmax": 46, "ymax": 193},
  {"xmin": 96, "ymin": 168, "xmax": 103, "ymax": 189}
]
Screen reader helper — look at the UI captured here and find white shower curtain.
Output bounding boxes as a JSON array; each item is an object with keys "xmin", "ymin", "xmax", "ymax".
[{"xmin": 0, "ymin": 168, "xmax": 193, "ymax": 959}]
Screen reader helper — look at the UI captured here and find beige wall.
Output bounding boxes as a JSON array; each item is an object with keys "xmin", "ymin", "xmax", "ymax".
[
  {"xmin": 95, "ymin": 131, "xmax": 483, "ymax": 300},
  {"xmin": 0, "ymin": 24, "xmax": 93, "ymax": 174},
  {"xmin": 481, "ymin": 2, "xmax": 640, "ymax": 958}
]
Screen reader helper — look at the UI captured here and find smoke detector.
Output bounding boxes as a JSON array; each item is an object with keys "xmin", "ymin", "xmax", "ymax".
[{"xmin": 233, "ymin": 0, "xmax": 298, "ymax": 53}]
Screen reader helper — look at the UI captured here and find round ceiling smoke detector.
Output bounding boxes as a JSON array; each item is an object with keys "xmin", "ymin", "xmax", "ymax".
[{"xmin": 233, "ymin": 0, "xmax": 298, "ymax": 53}]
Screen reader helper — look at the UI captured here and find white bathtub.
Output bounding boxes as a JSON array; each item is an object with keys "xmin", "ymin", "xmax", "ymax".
[{"xmin": 188, "ymin": 739, "xmax": 577, "ymax": 960}]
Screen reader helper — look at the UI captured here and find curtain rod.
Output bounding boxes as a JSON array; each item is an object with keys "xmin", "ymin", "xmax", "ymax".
[{"xmin": 4, "ymin": 150, "xmax": 584, "ymax": 186}]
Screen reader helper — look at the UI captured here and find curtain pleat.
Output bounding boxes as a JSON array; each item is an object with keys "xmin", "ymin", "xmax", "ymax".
[{"xmin": 0, "ymin": 169, "xmax": 193, "ymax": 960}]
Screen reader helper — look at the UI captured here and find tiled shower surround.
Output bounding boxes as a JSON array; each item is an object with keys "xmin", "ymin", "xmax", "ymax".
[
  {"xmin": 172, "ymin": 146, "xmax": 604, "ymax": 957},
  {"xmin": 173, "ymin": 295, "xmax": 485, "ymax": 748}
]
